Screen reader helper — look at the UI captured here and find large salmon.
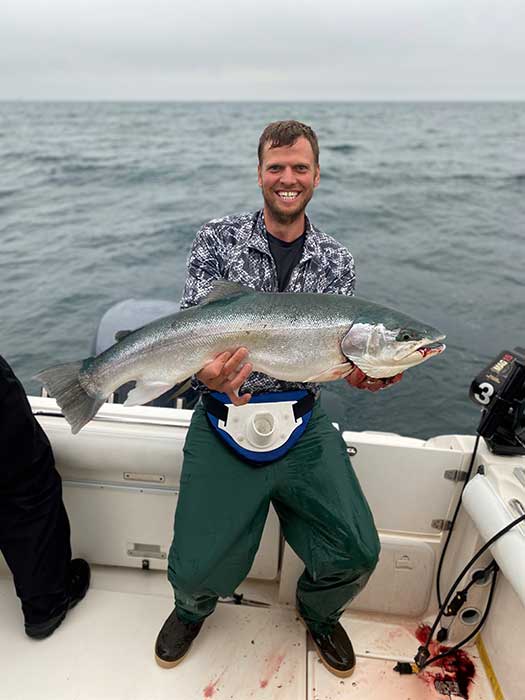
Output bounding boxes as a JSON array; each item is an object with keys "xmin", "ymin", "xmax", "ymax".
[{"xmin": 35, "ymin": 281, "xmax": 445, "ymax": 433}]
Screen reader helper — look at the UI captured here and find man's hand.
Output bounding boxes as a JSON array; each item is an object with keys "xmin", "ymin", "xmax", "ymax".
[
  {"xmin": 197, "ymin": 348, "xmax": 252, "ymax": 406},
  {"xmin": 345, "ymin": 364, "xmax": 403, "ymax": 392}
]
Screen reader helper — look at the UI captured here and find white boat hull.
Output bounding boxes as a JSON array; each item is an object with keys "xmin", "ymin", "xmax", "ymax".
[{"xmin": 1, "ymin": 397, "xmax": 523, "ymax": 700}]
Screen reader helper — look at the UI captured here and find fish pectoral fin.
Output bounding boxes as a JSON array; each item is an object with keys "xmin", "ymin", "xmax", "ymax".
[
  {"xmin": 124, "ymin": 380, "xmax": 175, "ymax": 407},
  {"xmin": 304, "ymin": 362, "xmax": 355, "ymax": 382}
]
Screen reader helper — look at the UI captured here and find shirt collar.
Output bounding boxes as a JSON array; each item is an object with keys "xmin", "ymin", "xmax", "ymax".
[{"xmin": 250, "ymin": 210, "xmax": 322, "ymax": 262}]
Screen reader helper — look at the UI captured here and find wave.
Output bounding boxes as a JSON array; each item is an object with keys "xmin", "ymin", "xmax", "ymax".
[
  {"xmin": 504, "ymin": 173, "xmax": 525, "ymax": 183},
  {"xmin": 60, "ymin": 162, "xmax": 111, "ymax": 174},
  {"xmin": 33, "ymin": 154, "xmax": 67, "ymax": 164},
  {"xmin": 325, "ymin": 144, "xmax": 359, "ymax": 154},
  {"xmin": 3, "ymin": 150, "xmax": 29, "ymax": 160},
  {"xmin": 0, "ymin": 188, "xmax": 18, "ymax": 198}
]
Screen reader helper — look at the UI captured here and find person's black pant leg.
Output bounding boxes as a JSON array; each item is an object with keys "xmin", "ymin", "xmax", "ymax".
[{"xmin": 0, "ymin": 356, "xmax": 72, "ymax": 625}]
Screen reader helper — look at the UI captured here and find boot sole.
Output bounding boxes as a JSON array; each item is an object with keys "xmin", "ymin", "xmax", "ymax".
[
  {"xmin": 154, "ymin": 643, "xmax": 193, "ymax": 669},
  {"xmin": 298, "ymin": 615, "xmax": 355, "ymax": 678},
  {"xmin": 25, "ymin": 609, "xmax": 68, "ymax": 640}
]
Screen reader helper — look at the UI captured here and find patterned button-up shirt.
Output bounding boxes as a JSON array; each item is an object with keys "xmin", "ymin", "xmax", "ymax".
[{"xmin": 180, "ymin": 210, "xmax": 355, "ymax": 396}]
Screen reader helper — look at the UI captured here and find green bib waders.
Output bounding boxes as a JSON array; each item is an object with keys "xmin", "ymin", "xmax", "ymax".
[{"xmin": 168, "ymin": 401, "xmax": 380, "ymax": 635}]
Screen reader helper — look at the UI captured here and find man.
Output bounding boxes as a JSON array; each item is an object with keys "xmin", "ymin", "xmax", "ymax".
[
  {"xmin": 0, "ymin": 355, "xmax": 90, "ymax": 639},
  {"xmin": 155, "ymin": 121, "xmax": 402, "ymax": 677}
]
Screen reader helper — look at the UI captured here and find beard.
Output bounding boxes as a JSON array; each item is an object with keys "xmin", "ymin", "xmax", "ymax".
[{"xmin": 262, "ymin": 189, "xmax": 313, "ymax": 226}]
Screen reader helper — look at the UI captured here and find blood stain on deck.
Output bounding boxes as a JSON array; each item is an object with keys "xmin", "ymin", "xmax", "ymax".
[
  {"xmin": 203, "ymin": 672, "xmax": 224, "ymax": 698},
  {"xmin": 259, "ymin": 652, "xmax": 286, "ymax": 688},
  {"xmin": 414, "ymin": 624, "xmax": 476, "ymax": 699}
]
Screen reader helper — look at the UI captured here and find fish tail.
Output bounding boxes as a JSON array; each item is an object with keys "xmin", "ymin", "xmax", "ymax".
[{"xmin": 34, "ymin": 360, "xmax": 105, "ymax": 434}]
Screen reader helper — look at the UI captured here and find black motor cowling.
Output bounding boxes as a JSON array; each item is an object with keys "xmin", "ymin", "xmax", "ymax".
[{"xmin": 470, "ymin": 347, "xmax": 525, "ymax": 455}]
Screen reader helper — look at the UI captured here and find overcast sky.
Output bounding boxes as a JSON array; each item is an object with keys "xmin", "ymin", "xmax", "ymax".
[{"xmin": 1, "ymin": 0, "xmax": 524, "ymax": 100}]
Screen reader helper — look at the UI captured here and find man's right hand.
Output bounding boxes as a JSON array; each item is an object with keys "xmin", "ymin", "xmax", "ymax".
[{"xmin": 197, "ymin": 348, "xmax": 252, "ymax": 406}]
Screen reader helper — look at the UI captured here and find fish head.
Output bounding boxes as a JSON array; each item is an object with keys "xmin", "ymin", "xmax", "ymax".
[{"xmin": 341, "ymin": 312, "xmax": 446, "ymax": 378}]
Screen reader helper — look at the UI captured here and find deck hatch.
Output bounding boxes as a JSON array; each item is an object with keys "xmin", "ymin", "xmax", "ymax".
[{"xmin": 127, "ymin": 542, "xmax": 167, "ymax": 559}]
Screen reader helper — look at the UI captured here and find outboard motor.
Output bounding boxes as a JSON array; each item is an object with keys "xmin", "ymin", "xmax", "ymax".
[
  {"xmin": 92, "ymin": 299, "xmax": 199, "ymax": 409},
  {"xmin": 470, "ymin": 346, "xmax": 525, "ymax": 455}
]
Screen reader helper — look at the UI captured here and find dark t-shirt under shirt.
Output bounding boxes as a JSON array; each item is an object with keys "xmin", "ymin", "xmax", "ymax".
[{"xmin": 266, "ymin": 231, "xmax": 305, "ymax": 292}]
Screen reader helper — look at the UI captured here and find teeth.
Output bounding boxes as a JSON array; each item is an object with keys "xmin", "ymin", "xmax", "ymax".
[{"xmin": 278, "ymin": 192, "xmax": 299, "ymax": 199}]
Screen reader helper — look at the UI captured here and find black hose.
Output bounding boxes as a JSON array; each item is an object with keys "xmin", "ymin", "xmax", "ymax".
[
  {"xmin": 436, "ymin": 432, "xmax": 482, "ymax": 608},
  {"xmin": 425, "ymin": 512, "xmax": 525, "ymax": 649},
  {"xmin": 420, "ymin": 564, "xmax": 499, "ymax": 670}
]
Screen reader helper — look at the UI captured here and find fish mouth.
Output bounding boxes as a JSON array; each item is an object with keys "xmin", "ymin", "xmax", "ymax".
[{"xmin": 416, "ymin": 340, "xmax": 446, "ymax": 359}]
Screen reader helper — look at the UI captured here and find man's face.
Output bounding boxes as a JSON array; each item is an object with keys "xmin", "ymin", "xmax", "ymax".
[{"xmin": 257, "ymin": 136, "xmax": 320, "ymax": 225}]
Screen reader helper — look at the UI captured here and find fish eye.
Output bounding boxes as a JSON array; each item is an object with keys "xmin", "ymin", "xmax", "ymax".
[{"xmin": 397, "ymin": 329, "xmax": 417, "ymax": 342}]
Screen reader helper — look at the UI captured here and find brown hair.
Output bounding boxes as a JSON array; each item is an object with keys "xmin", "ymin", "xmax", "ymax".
[{"xmin": 258, "ymin": 120, "xmax": 319, "ymax": 165}]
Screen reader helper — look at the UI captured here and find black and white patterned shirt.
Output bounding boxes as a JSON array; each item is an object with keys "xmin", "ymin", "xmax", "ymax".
[{"xmin": 180, "ymin": 210, "xmax": 355, "ymax": 396}]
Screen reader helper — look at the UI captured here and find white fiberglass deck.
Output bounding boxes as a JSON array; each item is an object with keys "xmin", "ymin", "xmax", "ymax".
[{"xmin": 0, "ymin": 566, "xmax": 494, "ymax": 700}]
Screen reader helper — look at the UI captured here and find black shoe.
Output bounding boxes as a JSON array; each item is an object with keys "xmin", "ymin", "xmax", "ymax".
[
  {"xmin": 303, "ymin": 619, "xmax": 356, "ymax": 678},
  {"xmin": 67, "ymin": 558, "xmax": 91, "ymax": 609},
  {"xmin": 155, "ymin": 609, "xmax": 204, "ymax": 668},
  {"xmin": 25, "ymin": 559, "xmax": 91, "ymax": 640}
]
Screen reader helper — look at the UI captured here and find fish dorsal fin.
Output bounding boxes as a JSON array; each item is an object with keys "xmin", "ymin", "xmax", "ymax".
[
  {"xmin": 115, "ymin": 329, "xmax": 134, "ymax": 342},
  {"xmin": 201, "ymin": 280, "xmax": 255, "ymax": 305}
]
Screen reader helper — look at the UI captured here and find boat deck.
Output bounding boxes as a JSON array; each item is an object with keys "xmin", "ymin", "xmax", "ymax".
[{"xmin": 0, "ymin": 566, "xmax": 495, "ymax": 700}]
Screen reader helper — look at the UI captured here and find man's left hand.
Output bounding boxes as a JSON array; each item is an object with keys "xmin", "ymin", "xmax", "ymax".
[{"xmin": 345, "ymin": 364, "xmax": 403, "ymax": 392}]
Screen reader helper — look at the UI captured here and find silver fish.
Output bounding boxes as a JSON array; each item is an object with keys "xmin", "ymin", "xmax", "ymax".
[{"xmin": 35, "ymin": 281, "xmax": 446, "ymax": 434}]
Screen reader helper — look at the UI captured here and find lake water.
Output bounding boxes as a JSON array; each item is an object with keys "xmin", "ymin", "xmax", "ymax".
[{"xmin": 1, "ymin": 101, "xmax": 524, "ymax": 438}]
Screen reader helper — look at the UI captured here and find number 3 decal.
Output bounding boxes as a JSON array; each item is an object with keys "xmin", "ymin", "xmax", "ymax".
[{"xmin": 475, "ymin": 382, "xmax": 495, "ymax": 405}]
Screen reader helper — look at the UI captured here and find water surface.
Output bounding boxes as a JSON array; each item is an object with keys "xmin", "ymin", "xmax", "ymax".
[{"xmin": 1, "ymin": 101, "xmax": 524, "ymax": 438}]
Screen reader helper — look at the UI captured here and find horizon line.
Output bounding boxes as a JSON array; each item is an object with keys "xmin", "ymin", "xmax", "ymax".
[{"xmin": 1, "ymin": 98, "xmax": 525, "ymax": 104}]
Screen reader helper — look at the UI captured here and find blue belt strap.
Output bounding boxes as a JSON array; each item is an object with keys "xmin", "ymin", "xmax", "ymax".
[{"xmin": 203, "ymin": 390, "xmax": 315, "ymax": 465}]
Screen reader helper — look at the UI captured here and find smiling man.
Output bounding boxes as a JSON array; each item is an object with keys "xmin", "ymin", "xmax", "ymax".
[
  {"xmin": 257, "ymin": 129, "xmax": 320, "ymax": 236},
  {"xmin": 155, "ymin": 121, "xmax": 402, "ymax": 677}
]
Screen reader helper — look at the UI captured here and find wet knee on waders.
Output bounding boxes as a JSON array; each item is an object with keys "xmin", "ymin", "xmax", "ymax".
[{"xmin": 340, "ymin": 531, "xmax": 381, "ymax": 578}]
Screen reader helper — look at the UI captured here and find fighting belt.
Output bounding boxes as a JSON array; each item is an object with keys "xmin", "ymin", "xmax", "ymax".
[{"xmin": 203, "ymin": 390, "xmax": 315, "ymax": 465}]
